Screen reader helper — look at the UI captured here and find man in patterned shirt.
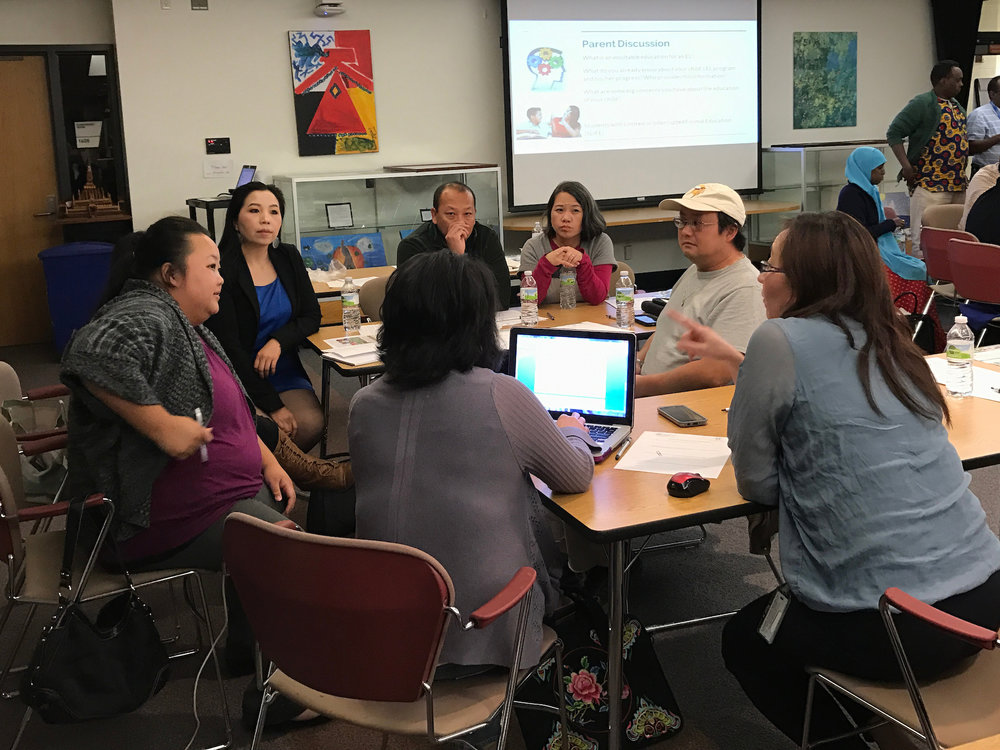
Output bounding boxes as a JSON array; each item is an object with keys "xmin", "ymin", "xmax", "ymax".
[{"xmin": 887, "ymin": 60, "xmax": 968, "ymax": 257}]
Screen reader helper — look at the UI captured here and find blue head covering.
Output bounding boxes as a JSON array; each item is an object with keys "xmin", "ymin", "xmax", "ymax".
[{"xmin": 844, "ymin": 147, "xmax": 926, "ymax": 281}]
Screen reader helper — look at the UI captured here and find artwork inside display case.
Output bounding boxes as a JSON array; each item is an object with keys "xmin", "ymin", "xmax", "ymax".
[
  {"xmin": 301, "ymin": 232, "xmax": 387, "ymax": 270},
  {"xmin": 288, "ymin": 30, "xmax": 377, "ymax": 156}
]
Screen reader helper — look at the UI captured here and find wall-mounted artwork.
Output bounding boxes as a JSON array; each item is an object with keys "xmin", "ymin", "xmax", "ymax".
[
  {"xmin": 792, "ymin": 31, "xmax": 857, "ymax": 130},
  {"xmin": 288, "ymin": 30, "xmax": 377, "ymax": 156}
]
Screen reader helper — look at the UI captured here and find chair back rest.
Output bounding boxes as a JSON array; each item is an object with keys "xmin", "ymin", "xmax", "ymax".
[
  {"xmin": 921, "ymin": 227, "xmax": 976, "ymax": 281},
  {"xmin": 947, "ymin": 239, "xmax": 1000, "ymax": 304},
  {"xmin": 358, "ymin": 275, "xmax": 389, "ymax": 322},
  {"xmin": 921, "ymin": 203, "xmax": 965, "ymax": 230},
  {"xmin": 0, "ymin": 419, "xmax": 26, "ymax": 515},
  {"xmin": 0, "ymin": 465, "xmax": 26, "ymax": 572},
  {"xmin": 223, "ymin": 513, "xmax": 455, "ymax": 703},
  {"xmin": 0, "ymin": 362, "xmax": 22, "ymax": 403}
]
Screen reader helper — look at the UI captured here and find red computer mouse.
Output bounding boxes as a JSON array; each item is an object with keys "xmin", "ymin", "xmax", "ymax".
[{"xmin": 667, "ymin": 472, "xmax": 711, "ymax": 498}]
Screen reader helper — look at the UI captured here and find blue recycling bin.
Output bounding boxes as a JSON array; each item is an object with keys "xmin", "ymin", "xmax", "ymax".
[{"xmin": 38, "ymin": 242, "xmax": 114, "ymax": 352}]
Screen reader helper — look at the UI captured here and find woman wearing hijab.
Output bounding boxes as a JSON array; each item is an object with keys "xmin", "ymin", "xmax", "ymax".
[{"xmin": 837, "ymin": 146, "xmax": 944, "ymax": 351}]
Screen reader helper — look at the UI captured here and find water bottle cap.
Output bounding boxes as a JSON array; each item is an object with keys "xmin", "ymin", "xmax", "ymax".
[{"xmin": 955, "ymin": 315, "xmax": 968, "ymax": 324}]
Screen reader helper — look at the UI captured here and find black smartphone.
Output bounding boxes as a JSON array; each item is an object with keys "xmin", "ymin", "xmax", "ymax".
[
  {"xmin": 634, "ymin": 314, "xmax": 657, "ymax": 327},
  {"xmin": 657, "ymin": 404, "xmax": 708, "ymax": 427}
]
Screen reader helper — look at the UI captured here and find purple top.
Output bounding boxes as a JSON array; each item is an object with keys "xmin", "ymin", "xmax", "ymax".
[{"xmin": 120, "ymin": 340, "xmax": 262, "ymax": 561}]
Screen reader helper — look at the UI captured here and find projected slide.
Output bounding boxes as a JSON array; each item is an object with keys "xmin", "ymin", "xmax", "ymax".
[{"xmin": 510, "ymin": 21, "xmax": 757, "ymax": 156}]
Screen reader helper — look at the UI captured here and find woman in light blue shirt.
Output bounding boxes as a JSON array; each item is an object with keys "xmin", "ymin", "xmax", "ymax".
[{"xmin": 670, "ymin": 211, "xmax": 1000, "ymax": 748}]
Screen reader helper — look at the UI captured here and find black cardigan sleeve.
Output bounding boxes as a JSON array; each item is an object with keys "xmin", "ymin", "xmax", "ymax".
[{"xmin": 836, "ymin": 183, "xmax": 896, "ymax": 240}]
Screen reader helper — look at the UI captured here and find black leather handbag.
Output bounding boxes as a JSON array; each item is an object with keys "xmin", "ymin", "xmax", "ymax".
[{"xmin": 20, "ymin": 497, "xmax": 170, "ymax": 724}]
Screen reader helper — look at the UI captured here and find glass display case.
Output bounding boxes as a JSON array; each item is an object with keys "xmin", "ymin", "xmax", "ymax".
[
  {"xmin": 273, "ymin": 165, "xmax": 502, "ymax": 268},
  {"xmin": 755, "ymin": 142, "xmax": 895, "ymax": 242}
]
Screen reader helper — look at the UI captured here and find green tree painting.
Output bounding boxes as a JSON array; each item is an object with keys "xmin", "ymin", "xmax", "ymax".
[{"xmin": 793, "ymin": 31, "xmax": 857, "ymax": 129}]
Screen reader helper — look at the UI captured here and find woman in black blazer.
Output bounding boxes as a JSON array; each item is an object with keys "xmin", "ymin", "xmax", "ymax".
[{"xmin": 206, "ymin": 182, "xmax": 323, "ymax": 451}]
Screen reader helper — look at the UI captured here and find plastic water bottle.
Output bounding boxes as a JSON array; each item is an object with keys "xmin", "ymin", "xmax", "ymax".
[
  {"xmin": 520, "ymin": 270, "xmax": 538, "ymax": 326},
  {"xmin": 341, "ymin": 277, "xmax": 361, "ymax": 336},
  {"xmin": 559, "ymin": 267, "xmax": 577, "ymax": 309},
  {"xmin": 616, "ymin": 271, "xmax": 634, "ymax": 329},
  {"xmin": 945, "ymin": 315, "xmax": 974, "ymax": 397}
]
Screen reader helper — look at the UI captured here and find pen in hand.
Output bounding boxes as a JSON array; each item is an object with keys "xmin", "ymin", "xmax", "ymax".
[
  {"xmin": 194, "ymin": 408, "xmax": 209, "ymax": 463},
  {"xmin": 615, "ymin": 437, "xmax": 632, "ymax": 461}
]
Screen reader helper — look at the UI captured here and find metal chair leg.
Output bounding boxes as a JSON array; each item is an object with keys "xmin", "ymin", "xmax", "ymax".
[{"xmin": 0, "ymin": 603, "xmax": 38, "ymax": 699}]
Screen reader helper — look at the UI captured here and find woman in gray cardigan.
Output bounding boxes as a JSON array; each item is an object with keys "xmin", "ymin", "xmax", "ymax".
[{"xmin": 349, "ymin": 251, "xmax": 595, "ymax": 672}]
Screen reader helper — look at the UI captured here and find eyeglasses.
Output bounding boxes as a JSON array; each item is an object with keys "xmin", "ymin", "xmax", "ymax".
[
  {"xmin": 673, "ymin": 218, "xmax": 718, "ymax": 231},
  {"xmin": 759, "ymin": 261, "xmax": 785, "ymax": 274}
]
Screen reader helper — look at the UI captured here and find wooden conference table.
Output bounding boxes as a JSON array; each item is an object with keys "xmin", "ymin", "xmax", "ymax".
[
  {"xmin": 310, "ymin": 265, "xmax": 397, "ymax": 327},
  {"xmin": 536, "ymin": 366, "xmax": 1000, "ymax": 750},
  {"xmin": 306, "ymin": 300, "xmax": 652, "ymax": 455}
]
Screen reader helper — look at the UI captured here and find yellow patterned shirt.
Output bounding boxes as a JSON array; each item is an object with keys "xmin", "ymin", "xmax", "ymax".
[{"xmin": 915, "ymin": 98, "xmax": 968, "ymax": 192}]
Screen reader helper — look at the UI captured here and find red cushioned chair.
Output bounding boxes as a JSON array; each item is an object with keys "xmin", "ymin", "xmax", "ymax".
[
  {"xmin": 947, "ymin": 238, "xmax": 1000, "ymax": 346},
  {"xmin": 801, "ymin": 587, "xmax": 1000, "ymax": 749},
  {"xmin": 223, "ymin": 512, "xmax": 569, "ymax": 750}
]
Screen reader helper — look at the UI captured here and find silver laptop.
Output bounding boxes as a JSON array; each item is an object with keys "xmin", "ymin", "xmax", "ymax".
[{"xmin": 508, "ymin": 327, "xmax": 637, "ymax": 463}]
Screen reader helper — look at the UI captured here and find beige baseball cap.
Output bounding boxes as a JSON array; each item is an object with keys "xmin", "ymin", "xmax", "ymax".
[{"xmin": 658, "ymin": 183, "xmax": 746, "ymax": 226}]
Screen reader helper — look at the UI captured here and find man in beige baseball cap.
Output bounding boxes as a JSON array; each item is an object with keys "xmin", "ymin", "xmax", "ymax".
[{"xmin": 636, "ymin": 183, "xmax": 765, "ymax": 397}]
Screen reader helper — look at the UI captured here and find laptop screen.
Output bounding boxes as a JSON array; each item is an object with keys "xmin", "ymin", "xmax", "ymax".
[
  {"xmin": 508, "ymin": 328, "xmax": 636, "ymax": 425},
  {"xmin": 235, "ymin": 165, "xmax": 256, "ymax": 188}
]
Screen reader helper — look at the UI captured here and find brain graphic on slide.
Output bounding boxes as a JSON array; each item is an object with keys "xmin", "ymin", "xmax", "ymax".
[{"xmin": 526, "ymin": 47, "xmax": 565, "ymax": 88}]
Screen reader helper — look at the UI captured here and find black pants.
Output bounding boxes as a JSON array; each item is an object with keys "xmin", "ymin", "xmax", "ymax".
[{"xmin": 722, "ymin": 569, "xmax": 1000, "ymax": 748}]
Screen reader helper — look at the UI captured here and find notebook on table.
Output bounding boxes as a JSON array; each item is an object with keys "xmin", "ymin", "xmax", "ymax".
[{"xmin": 508, "ymin": 327, "xmax": 637, "ymax": 463}]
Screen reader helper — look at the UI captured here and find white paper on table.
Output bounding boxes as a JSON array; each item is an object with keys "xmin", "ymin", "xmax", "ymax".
[
  {"xmin": 924, "ymin": 357, "xmax": 1000, "ymax": 402},
  {"xmin": 555, "ymin": 321, "xmax": 620, "ymax": 332},
  {"xmin": 614, "ymin": 431, "xmax": 732, "ymax": 477},
  {"xmin": 496, "ymin": 309, "xmax": 523, "ymax": 326},
  {"xmin": 975, "ymin": 345, "xmax": 1000, "ymax": 366},
  {"xmin": 326, "ymin": 275, "xmax": 378, "ymax": 290},
  {"xmin": 324, "ymin": 323, "xmax": 381, "ymax": 349}
]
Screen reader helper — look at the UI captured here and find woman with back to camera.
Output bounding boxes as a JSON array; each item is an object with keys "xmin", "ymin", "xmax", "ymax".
[
  {"xmin": 207, "ymin": 181, "xmax": 324, "ymax": 451},
  {"xmin": 669, "ymin": 212, "xmax": 1000, "ymax": 748},
  {"xmin": 518, "ymin": 180, "xmax": 616, "ymax": 306},
  {"xmin": 348, "ymin": 251, "xmax": 595, "ymax": 674},
  {"xmin": 837, "ymin": 146, "xmax": 943, "ymax": 350}
]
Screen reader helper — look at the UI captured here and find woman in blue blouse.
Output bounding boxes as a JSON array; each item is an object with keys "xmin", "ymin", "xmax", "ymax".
[{"xmin": 207, "ymin": 182, "xmax": 323, "ymax": 450}]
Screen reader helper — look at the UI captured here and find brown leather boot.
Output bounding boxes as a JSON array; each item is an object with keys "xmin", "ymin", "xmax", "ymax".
[{"xmin": 272, "ymin": 429, "xmax": 353, "ymax": 491}]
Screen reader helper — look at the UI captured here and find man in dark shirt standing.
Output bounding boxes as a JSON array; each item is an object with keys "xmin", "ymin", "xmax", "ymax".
[{"xmin": 396, "ymin": 182, "xmax": 510, "ymax": 309}]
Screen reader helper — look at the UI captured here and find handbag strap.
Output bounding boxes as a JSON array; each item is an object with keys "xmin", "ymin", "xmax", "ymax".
[
  {"xmin": 893, "ymin": 290, "xmax": 919, "ymax": 315},
  {"xmin": 59, "ymin": 496, "xmax": 134, "ymax": 606}
]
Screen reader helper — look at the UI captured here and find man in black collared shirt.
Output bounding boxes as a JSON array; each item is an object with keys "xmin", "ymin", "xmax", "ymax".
[{"xmin": 397, "ymin": 182, "xmax": 510, "ymax": 310}]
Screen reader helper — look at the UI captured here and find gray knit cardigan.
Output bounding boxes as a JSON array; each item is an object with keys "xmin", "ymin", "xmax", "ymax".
[{"xmin": 61, "ymin": 279, "xmax": 251, "ymax": 541}]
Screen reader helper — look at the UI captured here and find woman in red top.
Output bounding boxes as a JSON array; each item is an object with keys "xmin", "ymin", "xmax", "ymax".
[{"xmin": 517, "ymin": 181, "xmax": 617, "ymax": 305}]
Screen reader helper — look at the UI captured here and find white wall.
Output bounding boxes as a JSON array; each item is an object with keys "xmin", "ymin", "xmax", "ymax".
[
  {"xmin": 0, "ymin": 0, "xmax": 113, "ymax": 45},
  {"xmin": 110, "ymin": 0, "xmax": 505, "ymax": 227},
  {"xmin": 3, "ymin": 0, "xmax": 939, "ymax": 270},
  {"xmin": 761, "ymin": 0, "xmax": 934, "ymax": 147}
]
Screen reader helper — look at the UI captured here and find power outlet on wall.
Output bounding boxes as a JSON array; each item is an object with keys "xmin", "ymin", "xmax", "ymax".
[
  {"xmin": 160, "ymin": 0, "xmax": 171, "ymax": 8},
  {"xmin": 624, "ymin": 243, "xmax": 632, "ymax": 260}
]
